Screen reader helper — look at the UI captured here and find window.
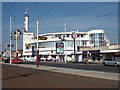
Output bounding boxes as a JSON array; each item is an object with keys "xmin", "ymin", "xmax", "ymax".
[
  {"xmin": 55, "ymin": 35, "xmax": 57, "ymax": 38},
  {"xmin": 66, "ymin": 34, "xmax": 69, "ymax": 37},
  {"xmin": 81, "ymin": 35, "xmax": 83, "ymax": 37}
]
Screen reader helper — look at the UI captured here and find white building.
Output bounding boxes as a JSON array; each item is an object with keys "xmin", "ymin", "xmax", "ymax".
[{"xmin": 22, "ymin": 12, "xmax": 110, "ymax": 61}]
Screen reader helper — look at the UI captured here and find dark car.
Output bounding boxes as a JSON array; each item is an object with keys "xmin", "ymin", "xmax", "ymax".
[
  {"xmin": 102, "ymin": 58, "xmax": 120, "ymax": 67},
  {"xmin": 4, "ymin": 59, "xmax": 10, "ymax": 63}
]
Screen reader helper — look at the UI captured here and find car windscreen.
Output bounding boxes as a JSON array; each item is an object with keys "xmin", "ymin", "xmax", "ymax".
[{"xmin": 116, "ymin": 59, "xmax": 120, "ymax": 61}]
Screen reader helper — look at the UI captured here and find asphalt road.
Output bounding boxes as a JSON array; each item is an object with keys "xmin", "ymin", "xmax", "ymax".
[
  {"xmin": 2, "ymin": 64, "xmax": 118, "ymax": 88},
  {"xmin": 22, "ymin": 61, "xmax": 119, "ymax": 73}
]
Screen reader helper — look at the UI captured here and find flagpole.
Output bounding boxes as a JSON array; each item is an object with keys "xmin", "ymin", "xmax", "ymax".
[
  {"xmin": 10, "ymin": 16, "xmax": 13, "ymax": 64},
  {"xmin": 64, "ymin": 23, "xmax": 67, "ymax": 63}
]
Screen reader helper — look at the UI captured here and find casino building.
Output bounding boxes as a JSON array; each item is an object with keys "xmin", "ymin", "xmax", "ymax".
[{"xmin": 22, "ymin": 11, "xmax": 110, "ymax": 61}]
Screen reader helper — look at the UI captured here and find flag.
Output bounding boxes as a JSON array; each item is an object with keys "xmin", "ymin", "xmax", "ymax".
[
  {"xmin": 23, "ymin": 27, "xmax": 25, "ymax": 32},
  {"xmin": 27, "ymin": 8, "xmax": 28, "ymax": 11},
  {"xmin": 11, "ymin": 16, "xmax": 14, "ymax": 18}
]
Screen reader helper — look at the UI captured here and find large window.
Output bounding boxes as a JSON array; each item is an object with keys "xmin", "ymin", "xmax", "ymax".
[
  {"xmin": 90, "ymin": 33, "xmax": 104, "ymax": 47},
  {"xmin": 65, "ymin": 41, "xmax": 73, "ymax": 47},
  {"xmin": 38, "ymin": 42, "xmax": 55, "ymax": 48},
  {"xmin": 82, "ymin": 41, "xmax": 87, "ymax": 47}
]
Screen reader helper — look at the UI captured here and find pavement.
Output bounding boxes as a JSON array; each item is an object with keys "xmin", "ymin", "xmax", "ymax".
[{"xmin": 1, "ymin": 62, "xmax": 119, "ymax": 81}]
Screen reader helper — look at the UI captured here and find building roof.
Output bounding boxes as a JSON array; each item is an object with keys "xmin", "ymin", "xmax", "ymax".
[{"xmin": 33, "ymin": 31, "xmax": 88, "ymax": 38}]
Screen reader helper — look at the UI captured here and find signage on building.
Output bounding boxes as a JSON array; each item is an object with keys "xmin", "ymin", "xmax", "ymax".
[
  {"xmin": 89, "ymin": 50, "xmax": 100, "ymax": 53},
  {"xmin": 72, "ymin": 32, "xmax": 77, "ymax": 39},
  {"xmin": 56, "ymin": 43, "xmax": 64, "ymax": 54},
  {"xmin": 109, "ymin": 45, "xmax": 119, "ymax": 49},
  {"xmin": 59, "ymin": 35, "xmax": 65, "ymax": 41},
  {"xmin": 38, "ymin": 36, "xmax": 47, "ymax": 40},
  {"xmin": 25, "ymin": 44, "xmax": 30, "ymax": 49}
]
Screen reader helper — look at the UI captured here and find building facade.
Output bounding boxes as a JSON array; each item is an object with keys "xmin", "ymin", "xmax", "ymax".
[{"xmin": 22, "ymin": 11, "xmax": 110, "ymax": 61}]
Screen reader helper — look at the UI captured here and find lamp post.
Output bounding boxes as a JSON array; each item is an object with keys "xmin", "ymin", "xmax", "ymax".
[{"xmin": 64, "ymin": 23, "xmax": 67, "ymax": 63}]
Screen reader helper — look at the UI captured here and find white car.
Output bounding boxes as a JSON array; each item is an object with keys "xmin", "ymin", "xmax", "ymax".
[{"xmin": 102, "ymin": 59, "xmax": 120, "ymax": 66}]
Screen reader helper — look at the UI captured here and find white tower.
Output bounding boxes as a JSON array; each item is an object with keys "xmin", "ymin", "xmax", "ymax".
[
  {"xmin": 24, "ymin": 12, "xmax": 29, "ymax": 33},
  {"xmin": 23, "ymin": 11, "xmax": 33, "ymax": 58}
]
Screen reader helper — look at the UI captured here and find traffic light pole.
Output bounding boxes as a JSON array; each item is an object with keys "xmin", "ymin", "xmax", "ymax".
[
  {"xmin": 10, "ymin": 16, "xmax": 12, "ymax": 64},
  {"xmin": 16, "ymin": 30, "xmax": 18, "ymax": 65}
]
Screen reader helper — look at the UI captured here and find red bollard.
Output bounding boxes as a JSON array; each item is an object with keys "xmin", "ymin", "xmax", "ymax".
[
  {"xmin": 16, "ymin": 52, "xmax": 18, "ymax": 65},
  {"xmin": 36, "ymin": 50, "xmax": 39, "ymax": 67}
]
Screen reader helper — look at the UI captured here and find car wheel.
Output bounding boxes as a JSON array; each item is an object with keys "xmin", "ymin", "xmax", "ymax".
[
  {"xmin": 86, "ymin": 61, "xmax": 89, "ymax": 64},
  {"xmin": 103, "ymin": 62, "xmax": 106, "ymax": 66},
  {"xmin": 115, "ymin": 63, "xmax": 118, "ymax": 67}
]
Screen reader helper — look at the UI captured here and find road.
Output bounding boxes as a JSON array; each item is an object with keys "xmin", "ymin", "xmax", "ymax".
[
  {"xmin": 2, "ymin": 64, "xmax": 118, "ymax": 88},
  {"xmin": 23, "ymin": 61, "xmax": 119, "ymax": 73}
]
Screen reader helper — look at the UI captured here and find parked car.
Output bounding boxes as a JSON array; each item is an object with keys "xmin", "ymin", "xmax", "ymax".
[
  {"xmin": 29, "ymin": 59, "xmax": 35, "ymax": 62},
  {"xmin": 47, "ymin": 56, "xmax": 52, "ymax": 61},
  {"xmin": 12, "ymin": 58, "xmax": 21, "ymax": 64},
  {"xmin": 21, "ymin": 59, "xmax": 26, "ymax": 62},
  {"xmin": 102, "ymin": 59, "xmax": 120, "ymax": 66},
  {"xmin": 39, "ymin": 57, "xmax": 46, "ymax": 61},
  {"xmin": 4, "ymin": 58, "xmax": 10, "ymax": 63}
]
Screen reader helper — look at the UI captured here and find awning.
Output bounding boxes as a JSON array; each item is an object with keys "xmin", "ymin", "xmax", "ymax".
[{"xmin": 89, "ymin": 50, "xmax": 100, "ymax": 53}]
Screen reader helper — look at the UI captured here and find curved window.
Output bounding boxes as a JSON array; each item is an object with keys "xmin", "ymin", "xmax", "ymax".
[{"xmin": 90, "ymin": 33, "xmax": 104, "ymax": 47}]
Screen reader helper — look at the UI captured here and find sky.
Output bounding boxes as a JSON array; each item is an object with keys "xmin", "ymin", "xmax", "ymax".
[{"xmin": 2, "ymin": 2, "xmax": 118, "ymax": 51}]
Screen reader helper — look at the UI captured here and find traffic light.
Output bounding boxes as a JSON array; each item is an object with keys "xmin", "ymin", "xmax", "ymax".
[
  {"xmin": 7, "ymin": 45, "xmax": 10, "ymax": 47},
  {"xmin": 7, "ymin": 44, "xmax": 14, "ymax": 47}
]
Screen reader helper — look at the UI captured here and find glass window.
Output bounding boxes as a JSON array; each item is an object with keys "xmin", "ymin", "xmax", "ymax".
[
  {"xmin": 66, "ymin": 34, "xmax": 69, "ymax": 37},
  {"xmin": 81, "ymin": 35, "xmax": 83, "ymax": 37}
]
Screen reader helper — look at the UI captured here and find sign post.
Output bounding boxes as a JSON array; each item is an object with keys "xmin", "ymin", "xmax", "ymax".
[{"xmin": 72, "ymin": 32, "xmax": 77, "ymax": 63}]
